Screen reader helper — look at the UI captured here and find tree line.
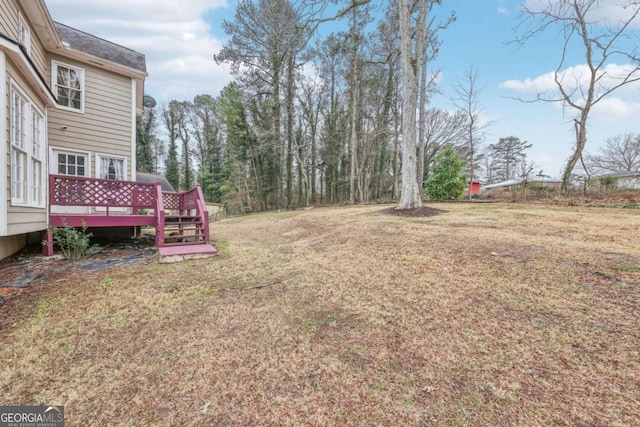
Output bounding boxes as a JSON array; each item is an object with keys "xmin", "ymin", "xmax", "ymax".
[{"xmin": 136, "ymin": 0, "xmax": 640, "ymax": 212}]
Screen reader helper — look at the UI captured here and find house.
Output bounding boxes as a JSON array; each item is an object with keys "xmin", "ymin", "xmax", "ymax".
[
  {"xmin": 1, "ymin": 0, "xmax": 215, "ymax": 261},
  {"xmin": 481, "ymin": 178, "xmax": 562, "ymax": 195},
  {"xmin": 592, "ymin": 171, "xmax": 640, "ymax": 190}
]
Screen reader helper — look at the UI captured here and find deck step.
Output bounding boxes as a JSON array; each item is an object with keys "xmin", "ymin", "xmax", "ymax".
[
  {"xmin": 164, "ymin": 227, "xmax": 203, "ymax": 234},
  {"xmin": 164, "ymin": 239, "xmax": 206, "ymax": 247},
  {"xmin": 165, "ymin": 215, "xmax": 201, "ymax": 222},
  {"xmin": 158, "ymin": 244, "xmax": 218, "ymax": 263}
]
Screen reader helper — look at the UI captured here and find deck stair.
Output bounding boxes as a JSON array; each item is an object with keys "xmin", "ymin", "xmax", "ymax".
[
  {"xmin": 163, "ymin": 215, "xmax": 206, "ymax": 246},
  {"xmin": 156, "ymin": 186, "xmax": 217, "ymax": 261}
]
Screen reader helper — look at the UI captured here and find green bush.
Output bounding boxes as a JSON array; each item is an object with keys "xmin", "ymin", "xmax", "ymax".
[
  {"xmin": 425, "ymin": 147, "xmax": 467, "ymax": 200},
  {"xmin": 44, "ymin": 223, "xmax": 100, "ymax": 260}
]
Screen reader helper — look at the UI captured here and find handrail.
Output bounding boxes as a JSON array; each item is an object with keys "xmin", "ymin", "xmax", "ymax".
[{"xmin": 194, "ymin": 185, "xmax": 210, "ymax": 244}]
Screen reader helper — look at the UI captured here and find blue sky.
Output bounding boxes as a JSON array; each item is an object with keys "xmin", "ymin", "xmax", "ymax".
[{"xmin": 46, "ymin": 0, "xmax": 640, "ymax": 178}]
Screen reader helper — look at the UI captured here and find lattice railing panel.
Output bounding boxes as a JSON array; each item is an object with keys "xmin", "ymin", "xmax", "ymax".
[
  {"xmin": 163, "ymin": 192, "xmax": 180, "ymax": 210},
  {"xmin": 50, "ymin": 175, "xmax": 157, "ymax": 208}
]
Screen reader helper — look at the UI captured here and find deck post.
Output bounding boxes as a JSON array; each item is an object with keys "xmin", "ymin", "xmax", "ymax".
[
  {"xmin": 42, "ymin": 228, "xmax": 54, "ymax": 256},
  {"xmin": 154, "ymin": 182, "xmax": 166, "ymax": 248}
]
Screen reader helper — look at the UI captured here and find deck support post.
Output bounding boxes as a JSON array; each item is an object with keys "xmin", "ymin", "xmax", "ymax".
[{"xmin": 42, "ymin": 229, "xmax": 54, "ymax": 256}]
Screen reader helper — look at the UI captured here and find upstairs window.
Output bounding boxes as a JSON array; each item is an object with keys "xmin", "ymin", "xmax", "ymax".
[
  {"xmin": 52, "ymin": 61, "xmax": 84, "ymax": 112},
  {"xmin": 18, "ymin": 14, "xmax": 30, "ymax": 55}
]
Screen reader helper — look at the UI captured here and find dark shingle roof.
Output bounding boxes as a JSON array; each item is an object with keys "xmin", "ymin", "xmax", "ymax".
[
  {"xmin": 54, "ymin": 22, "xmax": 146, "ymax": 73},
  {"xmin": 136, "ymin": 172, "xmax": 175, "ymax": 192}
]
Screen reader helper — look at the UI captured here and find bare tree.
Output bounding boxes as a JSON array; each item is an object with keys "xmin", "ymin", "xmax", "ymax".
[
  {"xmin": 417, "ymin": 9, "xmax": 456, "ymax": 189},
  {"xmin": 451, "ymin": 66, "xmax": 491, "ymax": 199},
  {"xmin": 514, "ymin": 0, "xmax": 640, "ymax": 190},
  {"xmin": 585, "ymin": 133, "xmax": 640, "ymax": 174},
  {"xmin": 421, "ymin": 108, "xmax": 467, "ymax": 182}
]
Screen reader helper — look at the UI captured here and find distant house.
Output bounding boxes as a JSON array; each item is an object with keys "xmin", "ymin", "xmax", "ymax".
[
  {"xmin": 1, "ymin": 0, "xmax": 215, "ymax": 261},
  {"xmin": 592, "ymin": 171, "xmax": 640, "ymax": 190},
  {"xmin": 481, "ymin": 178, "xmax": 562, "ymax": 195}
]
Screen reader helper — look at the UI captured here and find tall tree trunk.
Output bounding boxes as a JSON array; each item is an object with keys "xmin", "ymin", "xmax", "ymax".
[
  {"xmin": 286, "ymin": 57, "xmax": 295, "ymax": 209},
  {"xmin": 397, "ymin": 0, "xmax": 425, "ymax": 209},
  {"xmin": 349, "ymin": 26, "xmax": 359, "ymax": 203},
  {"xmin": 393, "ymin": 103, "xmax": 400, "ymax": 200},
  {"xmin": 416, "ymin": 20, "xmax": 429, "ymax": 190},
  {"xmin": 562, "ymin": 112, "xmax": 589, "ymax": 190},
  {"xmin": 273, "ymin": 65, "xmax": 282, "ymax": 210}
]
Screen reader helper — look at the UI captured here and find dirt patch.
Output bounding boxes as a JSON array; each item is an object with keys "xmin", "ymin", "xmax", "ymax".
[{"xmin": 378, "ymin": 206, "xmax": 444, "ymax": 217}]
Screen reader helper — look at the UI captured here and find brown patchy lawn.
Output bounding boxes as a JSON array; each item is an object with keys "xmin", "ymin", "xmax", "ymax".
[{"xmin": 1, "ymin": 203, "xmax": 639, "ymax": 426}]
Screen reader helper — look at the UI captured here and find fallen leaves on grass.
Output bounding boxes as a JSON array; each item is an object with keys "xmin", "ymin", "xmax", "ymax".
[{"xmin": 0, "ymin": 203, "xmax": 639, "ymax": 426}]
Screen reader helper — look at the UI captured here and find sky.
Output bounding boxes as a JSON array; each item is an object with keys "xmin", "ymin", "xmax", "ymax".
[{"xmin": 45, "ymin": 0, "xmax": 640, "ymax": 179}]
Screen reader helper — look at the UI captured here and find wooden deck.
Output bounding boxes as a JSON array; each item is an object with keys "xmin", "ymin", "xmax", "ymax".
[{"xmin": 45, "ymin": 175, "xmax": 215, "ymax": 259}]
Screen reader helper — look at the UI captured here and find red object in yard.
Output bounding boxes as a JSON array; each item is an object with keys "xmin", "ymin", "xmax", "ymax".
[{"xmin": 464, "ymin": 180, "xmax": 481, "ymax": 197}]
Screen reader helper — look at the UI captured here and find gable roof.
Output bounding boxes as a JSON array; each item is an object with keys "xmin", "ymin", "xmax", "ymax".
[{"xmin": 53, "ymin": 22, "xmax": 146, "ymax": 74}]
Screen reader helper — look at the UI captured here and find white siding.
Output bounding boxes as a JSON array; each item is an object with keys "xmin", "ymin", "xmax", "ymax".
[
  {"xmin": 0, "ymin": 50, "xmax": 6, "ymax": 235},
  {"xmin": 0, "ymin": 0, "xmax": 48, "ymax": 78}
]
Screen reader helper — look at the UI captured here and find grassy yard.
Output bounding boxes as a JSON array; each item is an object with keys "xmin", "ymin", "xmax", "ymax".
[{"xmin": 1, "ymin": 203, "xmax": 639, "ymax": 426}]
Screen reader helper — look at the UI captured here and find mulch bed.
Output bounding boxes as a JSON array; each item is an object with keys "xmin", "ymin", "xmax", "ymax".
[
  {"xmin": 378, "ymin": 206, "xmax": 444, "ymax": 217},
  {"xmin": 0, "ymin": 240, "xmax": 157, "ymax": 307}
]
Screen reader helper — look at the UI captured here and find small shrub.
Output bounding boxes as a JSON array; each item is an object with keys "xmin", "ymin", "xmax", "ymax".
[{"xmin": 44, "ymin": 223, "xmax": 100, "ymax": 260}]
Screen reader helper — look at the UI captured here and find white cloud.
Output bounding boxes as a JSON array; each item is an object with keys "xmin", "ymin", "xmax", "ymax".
[
  {"xmin": 500, "ymin": 63, "xmax": 640, "ymax": 106},
  {"xmin": 497, "ymin": 0, "xmax": 509, "ymax": 15},
  {"xmin": 500, "ymin": 63, "xmax": 640, "ymax": 134},
  {"xmin": 592, "ymin": 97, "xmax": 640, "ymax": 121},
  {"xmin": 522, "ymin": 0, "xmax": 640, "ymax": 28},
  {"xmin": 46, "ymin": 0, "xmax": 234, "ymax": 103},
  {"xmin": 500, "ymin": 71, "xmax": 557, "ymax": 93}
]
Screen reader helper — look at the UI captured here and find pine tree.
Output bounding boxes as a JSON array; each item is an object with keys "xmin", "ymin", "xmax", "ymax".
[{"xmin": 165, "ymin": 139, "xmax": 179, "ymax": 191}]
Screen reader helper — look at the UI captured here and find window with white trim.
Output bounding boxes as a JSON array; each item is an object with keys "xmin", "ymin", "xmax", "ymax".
[
  {"xmin": 52, "ymin": 61, "xmax": 84, "ymax": 112},
  {"xmin": 57, "ymin": 152, "xmax": 87, "ymax": 177},
  {"xmin": 11, "ymin": 90, "xmax": 27, "ymax": 203},
  {"xmin": 97, "ymin": 155, "xmax": 126, "ymax": 180},
  {"xmin": 18, "ymin": 14, "xmax": 31, "ymax": 56},
  {"xmin": 10, "ymin": 85, "xmax": 45, "ymax": 207}
]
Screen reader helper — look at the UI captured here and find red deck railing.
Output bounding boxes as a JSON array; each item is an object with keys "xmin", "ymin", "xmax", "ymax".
[
  {"xmin": 45, "ymin": 174, "xmax": 210, "ymax": 255},
  {"xmin": 49, "ymin": 174, "xmax": 159, "ymax": 212}
]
